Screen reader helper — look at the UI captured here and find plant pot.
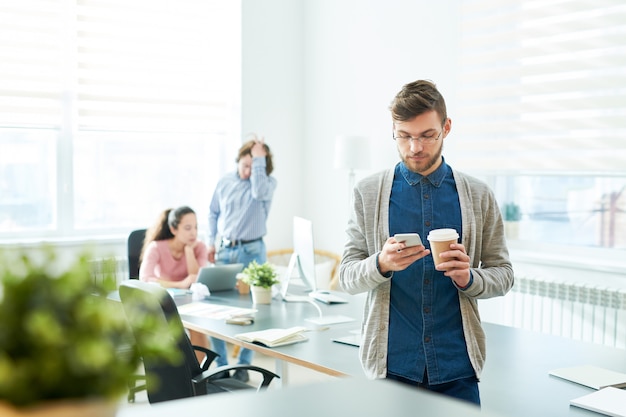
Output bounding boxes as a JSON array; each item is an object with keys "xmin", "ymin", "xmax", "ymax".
[
  {"xmin": 504, "ymin": 221, "xmax": 520, "ymax": 240},
  {"xmin": 0, "ymin": 400, "xmax": 117, "ymax": 417},
  {"xmin": 250, "ymin": 285, "xmax": 272, "ymax": 304}
]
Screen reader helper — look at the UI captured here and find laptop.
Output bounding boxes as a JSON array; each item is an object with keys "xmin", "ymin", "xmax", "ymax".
[{"xmin": 197, "ymin": 263, "xmax": 244, "ymax": 292}]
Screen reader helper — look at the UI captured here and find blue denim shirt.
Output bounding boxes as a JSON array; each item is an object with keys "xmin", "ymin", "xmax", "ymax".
[{"xmin": 387, "ymin": 158, "xmax": 474, "ymax": 384}]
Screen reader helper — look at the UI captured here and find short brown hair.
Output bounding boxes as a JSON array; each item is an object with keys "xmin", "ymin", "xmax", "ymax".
[
  {"xmin": 390, "ymin": 80, "xmax": 447, "ymax": 123},
  {"xmin": 237, "ymin": 135, "xmax": 274, "ymax": 175}
]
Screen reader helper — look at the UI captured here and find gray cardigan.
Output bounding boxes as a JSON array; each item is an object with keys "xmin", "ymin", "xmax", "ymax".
[{"xmin": 339, "ymin": 167, "xmax": 514, "ymax": 380}]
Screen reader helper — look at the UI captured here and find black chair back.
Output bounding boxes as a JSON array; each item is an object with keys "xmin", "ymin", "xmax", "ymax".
[
  {"xmin": 127, "ymin": 229, "xmax": 147, "ymax": 279},
  {"xmin": 119, "ymin": 280, "xmax": 279, "ymax": 403},
  {"xmin": 119, "ymin": 280, "xmax": 202, "ymax": 403}
]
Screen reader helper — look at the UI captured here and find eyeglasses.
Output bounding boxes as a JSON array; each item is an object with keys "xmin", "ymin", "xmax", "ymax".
[{"xmin": 393, "ymin": 130, "xmax": 442, "ymax": 145}]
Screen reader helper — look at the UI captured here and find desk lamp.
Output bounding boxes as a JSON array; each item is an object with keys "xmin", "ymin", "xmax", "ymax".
[{"xmin": 333, "ymin": 135, "xmax": 372, "ymax": 191}]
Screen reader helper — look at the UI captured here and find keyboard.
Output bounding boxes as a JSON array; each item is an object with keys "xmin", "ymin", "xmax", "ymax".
[
  {"xmin": 309, "ymin": 291, "xmax": 348, "ymax": 304},
  {"xmin": 282, "ymin": 294, "xmax": 311, "ymax": 303}
]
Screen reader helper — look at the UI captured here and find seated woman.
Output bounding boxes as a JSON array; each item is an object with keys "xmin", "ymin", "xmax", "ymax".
[
  {"xmin": 140, "ymin": 206, "xmax": 207, "ymax": 288},
  {"xmin": 139, "ymin": 206, "xmax": 209, "ymax": 360}
]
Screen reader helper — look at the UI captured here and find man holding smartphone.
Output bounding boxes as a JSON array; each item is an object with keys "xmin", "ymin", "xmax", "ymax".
[{"xmin": 338, "ymin": 80, "xmax": 514, "ymax": 406}]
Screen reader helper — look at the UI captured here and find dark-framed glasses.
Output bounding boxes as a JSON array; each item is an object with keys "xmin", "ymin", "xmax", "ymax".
[{"xmin": 392, "ymin": 130, "xmax": 442, "ymax": 145}]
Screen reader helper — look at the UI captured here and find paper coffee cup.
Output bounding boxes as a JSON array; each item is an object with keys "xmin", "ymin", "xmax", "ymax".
[
  {"xmin": 236, "ymin": 273, "xmax": 250, "ymax": 295},
  {"xmin": 427, "ymin": 229, "xmax": 459, "ymax": 267}
]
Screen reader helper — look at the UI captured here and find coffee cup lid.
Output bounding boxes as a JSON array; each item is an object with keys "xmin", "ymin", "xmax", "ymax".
[{"xmin": 427, "ymin": 228, "xmax": 459, "ymax": 241}]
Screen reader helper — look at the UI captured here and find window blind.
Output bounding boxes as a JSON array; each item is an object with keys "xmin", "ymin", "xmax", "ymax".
[
  {"xmin": 76, "ymin": 0, "xmax": 239, "ymax": 133},
  {"xmin": 0, "ymin": 1, "xmax": 66, "ymax": 128},
  {"xmin": 0, "ymin": 0, "xmax": 238, "ymax": 132},
  {"xmin": 0, "ymin": 0, "xmax": 241, "ymax": 237},
  {"xmin": 449, "ymin": 0, "xmax": 626, "ymax": 173}
]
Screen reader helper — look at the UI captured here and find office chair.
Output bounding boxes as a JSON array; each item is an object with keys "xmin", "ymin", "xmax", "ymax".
[
  {"xmin": 125, "ymin": 228, "xmax": 149, "ymax": 401},
  {"xmin": 118, "ymin": 280, "xmax": 279, "ymax": 403},
  {"xmin": 127, "ymin": 229, "xmax": 147, "ymax": 279}
]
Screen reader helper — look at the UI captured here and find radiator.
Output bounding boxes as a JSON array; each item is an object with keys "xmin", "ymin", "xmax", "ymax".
[{"xmin": 480, "ymin": 276, "xmax": 626, "ymax": 349}]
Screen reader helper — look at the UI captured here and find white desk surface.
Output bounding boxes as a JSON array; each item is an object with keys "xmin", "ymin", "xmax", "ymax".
[
  {"xmin": 170, "ymin": 288, "xmax": 626, "ymax": 417},
  {"xmin": 117, "ymin": 377, "xmax": 502, "ymax": 417}
]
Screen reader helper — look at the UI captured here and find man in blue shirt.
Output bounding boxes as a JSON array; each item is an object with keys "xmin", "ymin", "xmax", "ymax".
[
  {"xmin": 339, "ymin": 80, "xmax": 514, "ymax": 405},
  {"xmin": 206, "ymin": 135, "xmax": 277, "ymax": 382}
]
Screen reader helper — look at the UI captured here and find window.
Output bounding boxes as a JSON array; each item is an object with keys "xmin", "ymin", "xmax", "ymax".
[
  {"xmin": 0, "ymin": 0, "xmax": 241, "ymax": 239},
  {"xmin": 452, "ymin": 0, "xmax": 626, "ymax": 253},
  {"xmin": 490, "ymin": 174, "xmax": 626, "ymax": 249}
]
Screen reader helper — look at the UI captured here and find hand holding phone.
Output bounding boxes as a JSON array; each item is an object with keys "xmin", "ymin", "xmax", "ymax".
[{"xmin": 394, "ymin": 233, "xmax": 423, "ymax": 247}]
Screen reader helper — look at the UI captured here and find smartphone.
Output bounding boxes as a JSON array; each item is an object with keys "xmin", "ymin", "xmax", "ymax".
[
  {"xmin": 394, "ymin": 233, "xmax": 423, "ymax": 247},
  {"xmin": 225, "ymin": 317, "xmax": 254, "ymax": 326}
]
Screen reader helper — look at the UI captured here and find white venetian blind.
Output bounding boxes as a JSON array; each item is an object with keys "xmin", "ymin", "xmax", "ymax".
[
  {"xmin": 0, "ymin": 0, "xmax": 239, "ymax": 133},
  {"xmin": 0, "ymin": 0, "xmax": 241, "ymax": 237},
  {"xmin": 76, "ymin": 0, "xmax": 239, "ymax": 134},
  {"xmin": 449, "ymin": 0, "xmax": 626, "ymax": 173},
  {"xmin": 0, "ymin": 0, "xmax": 66, "ymax": 128}
]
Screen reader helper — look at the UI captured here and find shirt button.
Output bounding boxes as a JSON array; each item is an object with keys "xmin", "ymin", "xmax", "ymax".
[
  {"xmin": 425, "ymin": 221, "xmax": 431, "ymax": 227},
  {"xmin": 424, "ymin": 194, "xmax": 429, "ymax": 199},
  {"xmin": 424, "ymin": 307, "xmax": 430, "ymax": 313},
  {"xmin": 424, "ymin": 279, "xmax": 430, "ymax": 285},
  {"xmin": 424, "ymin": 336, "xmax": 431, "ymax": 343}
]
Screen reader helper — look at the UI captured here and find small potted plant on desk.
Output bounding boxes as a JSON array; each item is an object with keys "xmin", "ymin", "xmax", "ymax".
[
  {"xmin": 240, "ymin": 261, "xmax": 279, "ymax": 305},
  {"xmin": 503, "ymin": 202, "xmax": 522, "ymax": 239},
  {"xmin": 0, "ymin": 246, "xmax": 177, "ymax": 417}
]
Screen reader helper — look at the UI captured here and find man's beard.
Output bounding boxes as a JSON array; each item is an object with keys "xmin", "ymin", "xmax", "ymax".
[{"xmin": 399, "ymin": 143, "xmax": 443, "ymax": 175}]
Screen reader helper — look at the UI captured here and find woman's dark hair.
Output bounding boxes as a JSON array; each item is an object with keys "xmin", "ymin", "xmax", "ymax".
[{"xmin": 140, "ymin": 206, "xmax": 195, "ymax": 261}]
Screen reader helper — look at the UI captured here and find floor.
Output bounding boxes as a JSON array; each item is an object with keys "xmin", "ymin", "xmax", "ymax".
[{"xmin": 119, "ymin": 342, "xmax": 335, "ymax": 410}]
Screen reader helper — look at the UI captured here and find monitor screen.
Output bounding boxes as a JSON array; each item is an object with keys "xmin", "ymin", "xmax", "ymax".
[{"xmin": 293, "ymin": 216, "xmax": 316, "ymax": 292}]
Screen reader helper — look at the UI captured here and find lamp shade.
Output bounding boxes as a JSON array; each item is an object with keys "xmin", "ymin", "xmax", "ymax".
[{"xmin": 333, "ymin": 135, "xmax": 371, "ymax": 171}]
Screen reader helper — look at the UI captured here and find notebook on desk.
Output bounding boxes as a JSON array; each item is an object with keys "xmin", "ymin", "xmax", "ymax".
[
  {"xmin": 570, "ymin": 387, "xmax": 626, "ymax": 417},
  {"xmin": 549, "ymin": 365, "xmax": 626, "ymax": 390},
  {"xmin": 332, "ymin": 332, "xmax": 362, "ymax": 347}
]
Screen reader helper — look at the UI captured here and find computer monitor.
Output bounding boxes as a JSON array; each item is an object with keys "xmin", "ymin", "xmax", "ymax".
[
  {"xmin": 280, "ymin": 216, "xmax": 349, "ymax": 307},
  {"xmin": 292, "ymin": 216, "xmax": 316, "ymax": 292}
]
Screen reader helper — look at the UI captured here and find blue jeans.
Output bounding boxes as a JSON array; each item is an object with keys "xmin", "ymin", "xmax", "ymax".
[
  {"xmin": 216, "ymin": 239, "xmax": 267, "ymax": 265},
  {"xmin": 211, "ymin": 239, "xmax": 267, "ymax": 366}
]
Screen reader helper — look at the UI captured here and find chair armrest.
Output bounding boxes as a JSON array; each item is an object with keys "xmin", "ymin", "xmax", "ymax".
[
  {"xmin": 192, "ymin": 345, "xmax": 219, "ymax": 371},
  {"xmin": 193, "ymin": 364, "xmax": 280, "ymax": 391}
]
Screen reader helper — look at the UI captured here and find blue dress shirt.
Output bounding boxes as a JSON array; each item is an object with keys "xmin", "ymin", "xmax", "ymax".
[
  {"xmin": 207, "ymin": 156, "xmax": 277, "ymax": 244},
  {"xmin": 386, "ymin": 158, "xmax": 474, "ymax": 385}
]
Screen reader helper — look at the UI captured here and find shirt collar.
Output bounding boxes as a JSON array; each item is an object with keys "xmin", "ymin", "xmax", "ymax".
[{"xmin": 398, "ymin": 157, "xmax": 450, "ymax": 187}]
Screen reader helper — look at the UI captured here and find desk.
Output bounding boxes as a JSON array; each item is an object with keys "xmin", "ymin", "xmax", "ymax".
[
  {"xmin": 180, "ymin": 289, "xmax": 365, "ymax": 380},
  {"xmin": 118, "ymin": 376, "xmax": 502, "ymax": 417},
  {"xmin": 178, "ymin": 289, "xmax": 626, "ymax": 416},
  {"xmin": 481, "ymin": 323, "xmax": 626, "ymax": 417}
]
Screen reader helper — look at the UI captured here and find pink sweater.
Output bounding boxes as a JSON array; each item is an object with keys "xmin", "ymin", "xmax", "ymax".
[{"xmin": 139, "ymin": 240, "xmax": 208, "ymax": 283}]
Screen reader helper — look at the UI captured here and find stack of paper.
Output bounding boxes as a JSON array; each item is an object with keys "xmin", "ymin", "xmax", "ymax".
[
  {"xmin": 570, "ymin": 387, "xmax": 626, "ymax": 417},
  {"xmin": 549, "ymin": 365, "xmax": 626, "ymax": 390}
]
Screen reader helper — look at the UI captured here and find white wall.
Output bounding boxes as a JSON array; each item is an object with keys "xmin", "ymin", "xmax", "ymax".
[
  {"xmin": 243, "ymin": 0, "xmax": 461, "ymax": 254},
  {"xmin": 241, "ymin": 0, "xmax": 306, "ymax": 252}
]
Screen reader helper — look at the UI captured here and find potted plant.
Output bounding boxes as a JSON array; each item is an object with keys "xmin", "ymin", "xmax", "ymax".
[
  {"xmin": 0, "ymin": 245, "xmax": 178, "ymax": 416},
  {"xmin": 503, "ymin": 202, "xmax": 522, "ymax": 239},
  {"xmin": 240, "ymin": 261, "xmax": 279, "ymax": 304}
]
